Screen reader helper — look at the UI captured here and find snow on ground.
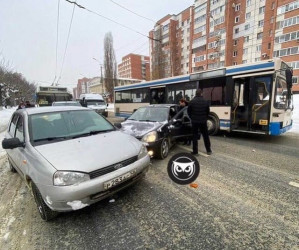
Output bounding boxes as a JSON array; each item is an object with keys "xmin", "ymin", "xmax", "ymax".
[
  {"xmin": 0, "ymin": 107, "xmax": 16, "ymax": 157},
  {"xmin": 290, "ymin": 94, "xmax": 299, "ymax": 134}
]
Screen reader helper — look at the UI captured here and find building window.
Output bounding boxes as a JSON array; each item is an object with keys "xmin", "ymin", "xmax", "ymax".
[
  {"xmin": 243, "ymin": 48, "xmax": 248, "ymax": 54},
  {"xmin": 235, "ymin": 28, "xmax": 239, "ymax": 34},
  {"xmin": 271, "ymin": 2, "xmax": 275, "ymax": 10},
  {"xmin": 233, "ymin": 51, "xmax": 238, "ymax": 57},
  {"xmin": 245, "ymin": 24, "xmax": 250, "ymax": 30},
  {"xmin": 269, "ymin": 30, "xmax": 273, "ymax": 36},
  {"xmin": 259, "ymin": 6, "xmax": 265, "ymax": 14},
  {"xmin": 258, "ymin": 20, "xmax": 264, "ymax": 27},
  {"xmin": 242, "ymin": 60, "xmax": 248, "ymax": 64},
  {"xmin": 235, "ymin": 16, "xmax": 240, "ymax": 23},
  {"xmin": 257, "ymin": 32, "xmax": 263, "ymax": 40},
  {"xmin": 246, "ymin": 12, "xmax": 251, "ymax": 19},
  {"xmin": 246, "ymin": 0, "xmax": 251, "ymax": 6},
  {"xmin": 233, "ymin": 62, "xmax": 238, "ymax": 65},
  {"xmin": 277, "ymin": 16, "xmax": 299, "ymax": 29},
  {"xmin": 292, "ymin": 77, "xmax": 298, "ymax": 84},
  {"xmin": 278, "ymin": 1, "xmax": 299, "ymax": 15},
  {"xmin": 235, "ymin": 4, "xmax": 241, "ymax": 11},
  {"xmin": 268, "ymin": 43, "xmax": 271, "ymax": 49},
  {"xmin": 244, "ymin": 36, "xmax": 250, "ymax": 42},
  {"xmin": 273, "ymin": 46, "xmax": 299, "ymax": 57},
  {"xmin": 270, "ymin": 16, "xmax": 274, "ymax": 23},
  {"xmin": 255, "ymin": 57, "xmax": 261, "ymax": 62},
  {"xmin": 234, "ymin": 39, "xmax": 238, "ymax": 46},
  {"xmin": 256, "ymin": 45, "xmax": 262, "ymax": 51}
]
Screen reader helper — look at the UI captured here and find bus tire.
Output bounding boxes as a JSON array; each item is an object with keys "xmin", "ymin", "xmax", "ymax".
[
  {"xmin": 157, "ymin": 138, "xmax": 169, "ymax": 159},
  {"xmin": 207, "ymin": 115, "xmax": 219, "ymax": 135}
]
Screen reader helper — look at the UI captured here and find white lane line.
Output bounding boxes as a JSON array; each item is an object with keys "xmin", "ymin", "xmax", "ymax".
[
  {"xmin": 289, "ymin": 181, "xmax": 299, "ymax": 188},
  {"xmin": 177, "ymin": 145, "xmax": 209, "ymax": 157}
]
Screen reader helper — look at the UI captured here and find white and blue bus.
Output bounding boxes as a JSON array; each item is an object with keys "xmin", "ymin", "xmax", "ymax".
[{"xmin": 114, "ymin": 58, "xmax": 293, "ymax": 135}]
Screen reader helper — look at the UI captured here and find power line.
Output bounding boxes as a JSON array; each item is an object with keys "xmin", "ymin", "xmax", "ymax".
[
  {"xmin": 52, "ymin": 0, "xmax": 61, "ymax": 86},
  {"xmin": 108, "ymin": 0, "xmax": 156, "ymax": 24},
  {"xmin": 56, "ymin": 0, "xmax": 76, "ymax": 85},
  {"xmin": 63, "ymin": 0, "xmax": 161, "ymax": 42}
]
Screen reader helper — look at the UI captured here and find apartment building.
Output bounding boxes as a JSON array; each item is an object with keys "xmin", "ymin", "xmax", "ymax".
[
  {"xmin": 118, "ymin": 53, "xmax": 150, "ymax": 80},
  {"xmin": 149, "ymin": 0, "xmax": 299, "ymax": 92}
]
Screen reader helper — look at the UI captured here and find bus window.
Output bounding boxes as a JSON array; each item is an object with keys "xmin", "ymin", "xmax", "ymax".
[{"xmin": 274, "ymin": 78, "xmax": 288, "ymax": 109}]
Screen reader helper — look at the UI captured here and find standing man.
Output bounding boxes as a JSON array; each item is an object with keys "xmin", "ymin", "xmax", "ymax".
[{"xmin": 187, "ymin": 89, "xmax": 212, "ymax": 155}]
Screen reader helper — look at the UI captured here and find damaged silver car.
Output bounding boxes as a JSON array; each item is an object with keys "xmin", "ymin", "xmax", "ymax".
[{"xmin": 2, "ymin": 106, "xmax": 150, "ymax": 221}]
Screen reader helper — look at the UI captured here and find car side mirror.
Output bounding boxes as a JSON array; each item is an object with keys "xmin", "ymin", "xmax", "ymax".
[
  {"xmin": 2, "ymin": 138, "xmax": 24, "ymax": 149},
  {"xmin": 114, "ymin": 123, "xmax": 122, "ymax": 129},
  {"xmin": 172, "ymin": 118, "xmax": 182, "ymax": 124}
]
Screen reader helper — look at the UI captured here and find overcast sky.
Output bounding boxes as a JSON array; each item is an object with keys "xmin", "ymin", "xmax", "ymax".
[{"xmin": 0, "ymin": 0, "xmax": 193, "ymax": 89}]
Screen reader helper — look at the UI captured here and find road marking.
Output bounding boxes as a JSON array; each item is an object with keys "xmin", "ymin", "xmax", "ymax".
[
  {"xmin": 289, "ymin": 181, "xmax": 299, "ymax": 188},
  {"xmin": 177, "ymin": 145, "xmax": 209, "ymax": 157}
]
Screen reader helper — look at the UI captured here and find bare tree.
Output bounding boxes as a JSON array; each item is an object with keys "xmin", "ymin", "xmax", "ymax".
[
  {"xmin": 103, "ymin": 32, "xmax": 117, "ymax": 102},
  {"xmin": 0, "ymin": 57, "xmax": 36, "ymax": 107}
]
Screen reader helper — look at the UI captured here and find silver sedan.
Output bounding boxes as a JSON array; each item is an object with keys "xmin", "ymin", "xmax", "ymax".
[{"xmin": 2, "ymin": 106, "xmax": 150, "ymax": 221}]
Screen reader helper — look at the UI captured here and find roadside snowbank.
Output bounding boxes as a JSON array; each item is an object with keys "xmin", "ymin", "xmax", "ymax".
[{"xmin": 290, "ymin": 94, "xmax": 299, "ymax": 133}]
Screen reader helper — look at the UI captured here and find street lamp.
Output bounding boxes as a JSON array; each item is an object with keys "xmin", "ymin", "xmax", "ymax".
[{"xmin": 92, "ymin": 57, "xmax": 104, "ymax": 95}]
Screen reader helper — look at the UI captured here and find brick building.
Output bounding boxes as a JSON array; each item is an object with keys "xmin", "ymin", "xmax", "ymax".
[
  {"xmin": 149, "ymin": 0, "xmax": 299, "ymax": 92},
  {"xmin": 118, "ymin": 54, "xmax": 150, "ymax": 80}
]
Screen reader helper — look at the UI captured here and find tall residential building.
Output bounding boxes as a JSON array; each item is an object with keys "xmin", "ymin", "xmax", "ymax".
[
  {"xmin": 118, "ymin": 53, "xmax": 150, "ymax": 80},
  {"xmin": 149, "ymin": 0, "xmax": 299, "ymax": 92}
]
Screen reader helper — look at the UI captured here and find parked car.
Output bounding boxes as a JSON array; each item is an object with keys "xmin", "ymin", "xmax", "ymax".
[
  {"xmin": 2, "ymin": 106, "xmax": 150, "ymax": 221},
  {"xmin": 116, "ymin": 104, "xmax": 192, "ymax": 159},
  {"xmin": 79, "ymin": 94, "xmax": 108, "ymax": 117},
  {"xmin": 52, "ymin": 101, "xmax": 81, "ymax": 107}
]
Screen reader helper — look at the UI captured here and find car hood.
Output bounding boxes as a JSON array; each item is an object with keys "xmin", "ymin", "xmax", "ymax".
[
  {"xmin": 120, "ymin": 120, "xmax": 165, "ymax": 138},
  {"xmin": 34, "ymin": 131, "xmax": 140, "ymax": 172}
]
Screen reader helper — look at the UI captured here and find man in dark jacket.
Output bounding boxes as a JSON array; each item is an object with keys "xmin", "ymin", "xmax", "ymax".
[{"xmin": 187, "ymin": 89, "xmax": 212, "ymax": 155}]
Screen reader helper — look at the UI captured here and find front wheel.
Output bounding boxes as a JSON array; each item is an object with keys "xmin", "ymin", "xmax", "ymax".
[
  {"xmin": 31, "ymin": 182, "xmax": 58, "ymax": 221},
  {"xmin": 207, "ymin": 115, "xmax": 219, "ymax": 135},
  {"xmin": 156, "ymin": 138, "xmax": 169, "ymax": 159}
]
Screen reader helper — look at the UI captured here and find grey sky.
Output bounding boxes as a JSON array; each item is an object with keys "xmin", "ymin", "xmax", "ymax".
[{"xmin": 0, "ymin": 0, "xmax": 193, "ymax": 89}]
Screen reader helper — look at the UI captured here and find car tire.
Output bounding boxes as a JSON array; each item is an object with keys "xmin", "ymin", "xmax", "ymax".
[
  {"xmin": 157, "ymin": 138, "xmax": 169, "ymax": 159},
  {"xmin": 8, "ymin": 159, "xmax": 17, "ymax": 173},
  {"xmin": 207, "ymin": 115, "xmax": 219, "ymax": 135},
  {"xmin": 31, "ymin": 182, "xmax": 58, "ymax": 221}
]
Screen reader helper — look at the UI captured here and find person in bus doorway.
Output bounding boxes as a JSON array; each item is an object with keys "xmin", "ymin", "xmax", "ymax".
[
  {"xmin": 187, "ymin": 89, "xmax": 212, "ymax": 155},
  {"xmin": 179, "ymin": 98, "xmax": 191, "ymax": 146}
]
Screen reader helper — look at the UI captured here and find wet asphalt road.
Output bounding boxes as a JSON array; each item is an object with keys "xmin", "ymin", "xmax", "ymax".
[{"xmin": 0, "ymin": 131, "xmax": 298, "ymax": 249}]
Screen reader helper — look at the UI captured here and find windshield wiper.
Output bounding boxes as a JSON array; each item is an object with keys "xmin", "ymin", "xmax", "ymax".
[
  {"xmin": 139, "ymin": 119, "xmax": 157, "ymax": 122},
  {"xmin": 72, "ymin": 130, "xmax": 113, "ymax": 139},
  {"xmin": 33, "ymin": 136, "xmax": 68, "ymax": 142}
]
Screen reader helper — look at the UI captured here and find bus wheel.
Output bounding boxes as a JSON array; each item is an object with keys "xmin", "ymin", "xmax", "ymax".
[
  {"xmin": 157, "ymin": 138, "xmax": 169, "ymax": 159},
  {"xmin": 207, "ymin": 116, "xmax": 219, "ymax": 135}
]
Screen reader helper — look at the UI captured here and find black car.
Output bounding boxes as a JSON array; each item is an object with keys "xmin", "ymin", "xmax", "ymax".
[{"xmin": 116, "ymin": 105, "xmax": 192, "ymax": 159}]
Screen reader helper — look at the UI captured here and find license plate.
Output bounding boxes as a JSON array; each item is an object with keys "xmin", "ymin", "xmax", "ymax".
[{"xmin": 104, "ymin": 170, "xmax": 136, "ymax": 190}]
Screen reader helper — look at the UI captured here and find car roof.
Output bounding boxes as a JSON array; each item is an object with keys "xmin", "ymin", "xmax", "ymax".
[
  {"xmin": 16, "ymin": 106, "xmax": 88, "ymax": 115},
  {"xmin": 147, "ymin": 104, "xmax": 178, "ymax": 108},
  {"xmin": 53, "ymin": 101, "xmax": 78, "ymax": 103}
]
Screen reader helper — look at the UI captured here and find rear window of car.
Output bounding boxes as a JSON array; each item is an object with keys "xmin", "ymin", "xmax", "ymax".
[{"xmin": 29, "ymin": 110, "xmax": 114, "ymax": 143}]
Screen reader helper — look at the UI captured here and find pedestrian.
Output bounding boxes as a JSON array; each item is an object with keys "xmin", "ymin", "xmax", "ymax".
[
  {"xmin": 17, "ymin": 101, "xmax": 26, "ymax": 110},
  {"xmin": 25, "ymin": 100, "xmax": 33, "ymax": 108},
  {"xmin": 178, "ymin": 98, "xmax": 191, "ymax": 146},
  {"xmin": 187, "ymin": 89, "xmax": 212, "ymax": 155}
]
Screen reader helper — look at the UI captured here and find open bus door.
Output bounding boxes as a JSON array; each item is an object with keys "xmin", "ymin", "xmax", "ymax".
[{"xmin": 231, "ymin": 75, "xmax": 271, "ymax": 133}]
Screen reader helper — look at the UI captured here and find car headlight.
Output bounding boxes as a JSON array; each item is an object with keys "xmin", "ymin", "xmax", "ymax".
[
  {"xmin": 138, "ymin": 144, "xmax": 148, "ymax": 159},
  {"xmin": 141, "ymin": 131, "xmax": 157, "ymax": 143},
  {"xmin": 53, "ymin": 171, "xmax": 90, "ymax": 186}
]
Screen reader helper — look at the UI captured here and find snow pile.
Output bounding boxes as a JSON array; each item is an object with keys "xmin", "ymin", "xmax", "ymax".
[
  {"xmin": 290, "ymin": 94, "xmax": 299, "ymax": 133},
  {"xmin": 0, "ymin": 107, "xmax": 16, "ymax": 157}
]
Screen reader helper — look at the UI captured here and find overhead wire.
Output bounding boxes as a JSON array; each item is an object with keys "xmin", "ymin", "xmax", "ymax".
[
  {"xmin": 56, "ymin": 0, "xmax": 76, "ymax": 85},
  {"xmin": 52, "ymin": 0, "xmax": 61, "ymax": 86},
  {"xmin": 108, "ymin": 0, "xmax": 156, "ymax": 24},
  {"xmin": 63, "ymin": 0, "xmax": 161, "ymax": 42}
]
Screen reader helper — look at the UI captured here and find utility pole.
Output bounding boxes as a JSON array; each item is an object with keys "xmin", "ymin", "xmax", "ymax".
[{"xmin": 93, "ymin": 57, "xmax": 104, "ymax": 95}]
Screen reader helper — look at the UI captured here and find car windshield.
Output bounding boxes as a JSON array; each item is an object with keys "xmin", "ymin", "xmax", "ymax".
[
  {"xmin": 86, "ymin": 100, "xmax": 105, "ymax": 106},
  {"xmin": 30, "ymin": 110, "xmax": 114, "ymax": 144},
  {"xmin": 53, "ymin": 102, "xmax": 81, "ymax": 106},
  {"xmin": 128, "ymin": 107, "xmax": 169, "ymax": 122}
]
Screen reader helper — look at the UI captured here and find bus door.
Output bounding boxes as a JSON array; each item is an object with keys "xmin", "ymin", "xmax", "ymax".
[
  {"xmin": 150, "ymin": 87, "xmax": 166, "ymax": 104},
  {"xmin": 232, "ymin": 76, "xmax": 271, "ymax": 132}
]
